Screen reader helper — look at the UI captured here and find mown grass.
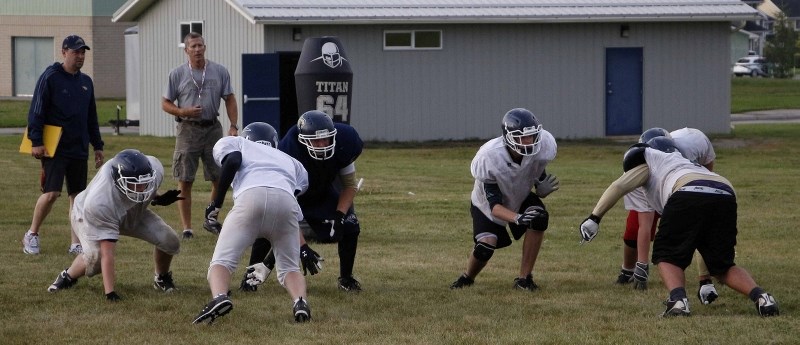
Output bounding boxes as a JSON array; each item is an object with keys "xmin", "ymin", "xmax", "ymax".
[
  {"xmin": 731, "ymin": 78, "xmax": 800, "ymax": 113},
  {"xmin": 0, "ymin": 98, "xmax": 126, "ymax": 127},
  {"xmin": 0, "ymin": 123, "xmax": 796, "ymax": 344}
]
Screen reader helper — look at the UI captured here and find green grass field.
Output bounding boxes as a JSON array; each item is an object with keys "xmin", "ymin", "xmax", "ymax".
[{"xmin": 0, "ymin": 124, "xmax": 796, "ymax": 344}]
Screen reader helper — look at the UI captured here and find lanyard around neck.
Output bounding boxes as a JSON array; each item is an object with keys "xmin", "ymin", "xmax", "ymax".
[{"xmin": 187, "ymin": 60, "xmax": 206, "ymax": 99}]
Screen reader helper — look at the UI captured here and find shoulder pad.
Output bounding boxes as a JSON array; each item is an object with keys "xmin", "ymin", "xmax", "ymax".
[{"xmin": 623, "ymin": 144, "xmax": 648, "ymax": 172}]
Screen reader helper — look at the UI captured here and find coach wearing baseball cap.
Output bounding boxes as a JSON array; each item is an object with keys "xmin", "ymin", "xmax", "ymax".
[{"xmin": 22, "ymin": 34, "xmax": 104, "ymax": 256}]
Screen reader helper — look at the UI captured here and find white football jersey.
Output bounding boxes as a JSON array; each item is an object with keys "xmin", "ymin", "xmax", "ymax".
[
  {"xmin": 471, "ymin": 130, "xmax": 557, "ymax": 225},
  {"xmin": 73, "ymin": 155, "xmax": 164, "ymax": 241},
  {"xmin": 213, "ymin": 136, "xmax": 309, "ymax": 200},
  {"xmin": 643, "ymin": 149, "xmax": 723, "ymax": 214},
  {"xmin": 671, "ymin": 127, "xmax": 715, "ymax": 166}
]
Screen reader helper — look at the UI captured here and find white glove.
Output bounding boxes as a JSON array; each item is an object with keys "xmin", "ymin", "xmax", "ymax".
[
  {"xmin": 579, "ymin": 215, "xmax": 601, "ymax": 244},
  {"xmin": 535, "ymin": 174, "xmax": 560, "ymax": 198},
  {"xmin": 245, "ymin": 262, "xmax": 271, "ymax": 286}
]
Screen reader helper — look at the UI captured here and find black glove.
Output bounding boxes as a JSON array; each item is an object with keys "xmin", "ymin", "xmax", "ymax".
[
  {"xmin": 203, "ymin": 203, "xmax": 222, "ymax": 235},
  {"xmin": 300, "ymin": 243, "xmax": 323, "ymax": 276},
  {"xmin": 150, "ymin": 189, "xmax": 184, "ymax": 206},
  {"xmin": 324, "ymin": 211, "xmax": 347, "ymax": 242},
  {"xmin": 514, "ymin": 207, "xmax": 546, "ymax": 226},
  {"xmin": 105, "ymin": 291, "xmax": 121, "ymax": 302}
]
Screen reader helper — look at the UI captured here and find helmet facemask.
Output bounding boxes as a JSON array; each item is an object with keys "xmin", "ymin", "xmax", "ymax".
[
  {"xmin": 298, "ymin": 128, "xmax": 337, "ymax": 160},
  {"xmin": 504, "ymin": 124, "xmax": 542, "ymax": 156},
  {"xmin": 114, "ymin": 166, "xmax": 156, "ymax": 203}
]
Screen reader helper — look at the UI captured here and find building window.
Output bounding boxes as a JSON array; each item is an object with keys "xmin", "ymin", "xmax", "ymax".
[
  {"xmin": 179, "ymin": 21, "xmax": 203, "ymax": 47},
  {"xmin": 384, "ymin": 30, "xmax": 442, "ymax": 50}
]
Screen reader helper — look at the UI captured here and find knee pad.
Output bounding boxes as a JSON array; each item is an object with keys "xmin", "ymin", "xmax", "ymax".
[
  {"xmin": 624, "ymin": 239, "xmax": 637, "ymax": 249},
  {"xmin": 473, "ymin": 241, "xmax": 496, "ymax": 262}
]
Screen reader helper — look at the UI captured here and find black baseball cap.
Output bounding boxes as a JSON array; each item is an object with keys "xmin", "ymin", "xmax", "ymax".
[{"xmin": 62, "ymin": 35, "xmax": 90, "ymax": 51}]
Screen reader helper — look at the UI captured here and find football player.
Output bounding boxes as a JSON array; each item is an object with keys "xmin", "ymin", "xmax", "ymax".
[
  {"xmin": 193, "ymin": 122, "xmax": 311, "ymax": 324},
  {"xmin": 616, "ymin": 128, "xmax": 720, "ymax": 304},
  {"xmin": 241, "ymin": 110, "xmax": 365, "ymax": 292},
  {"xmin": 47, "ymin": 149, "xmax": 183, "ymax": 301},
  {"xmin": 450, "ymin": 108, "xmax": 559, "ymax": 291},
  {"xmin": 580, "ymin": 137, "xmax": 779, "ymax": 317}
]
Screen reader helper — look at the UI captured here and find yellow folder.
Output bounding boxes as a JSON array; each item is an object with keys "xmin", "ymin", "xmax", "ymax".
[{"xmin": 20, "ymin": 125, "xmax": 63, "ymax": 157}]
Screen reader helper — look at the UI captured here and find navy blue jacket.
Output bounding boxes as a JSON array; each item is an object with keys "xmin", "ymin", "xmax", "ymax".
[{"xmin": 27, "ymin": 62, "xmax": 103, "ymax": 159}]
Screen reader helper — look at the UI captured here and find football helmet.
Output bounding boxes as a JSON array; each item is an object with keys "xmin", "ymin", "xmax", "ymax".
[
  {"xmin": 297, "ymin": 110, "xmax": 337, "ymax": 160},
  {"xmin": 241, "ymin": 122, "xmax": 278, "ymax": 147},
  {"xmin": 646, "ymin": 137, "xmax": 679, "ymax": 154},
  {"xmin": 639, "ymin": 127, "xmax": 671, "ymax": 144},
  {"xmin": 111, "ymin": 149, "xmax": 156, "ymax": 203},
  {"xmin": 502, "ymin": 108, "xmax": 542, "ymax": 156}
]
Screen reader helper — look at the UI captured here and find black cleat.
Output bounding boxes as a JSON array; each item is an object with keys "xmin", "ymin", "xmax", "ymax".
[
  {"xmin": 755, "ymin": 293, "xmax": 779, "ymax": 317},
  {"xmin": 661, "ymin": 297, "xmax": 691, "ymax": 317},
  {"xmin": 338, "ymin": 276, "xmax": 362, "ymax": 292},
  {"xmin": 153, "ymin": 271, "xmax": 176, "ymax": 292},
  {"xmin": 293, "ymin": 297, "xmax": 312, "ymax": 322},
  {"xmin": 193, "ymin": 294, "xmax": 233, "ymax": 324},
  {"xmin": 512, "ymin": 274, "xmax": 539, "ymax": 291},
  {"xmin": 615, "ymin": 268, "xmax": 634, "ymax": 285},
  {"xmin": 48, "ymin": 269, "xmax": 78, "ymax": 292},
  {"xmin": 450, "ymin": 274, "xmax": 474, "ymax": 289}
]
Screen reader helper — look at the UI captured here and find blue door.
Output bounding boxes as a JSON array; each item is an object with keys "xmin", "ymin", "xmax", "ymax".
[
  {"xmin": 605, "ymin": 48, "xmax": 643, "ymax": 136},
  {"xmin": 242, "ymin": 54, "xmax": 280, "ymax": 129}
]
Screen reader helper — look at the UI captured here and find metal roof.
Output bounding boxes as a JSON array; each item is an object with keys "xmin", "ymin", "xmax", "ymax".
[{"xmin": 227, "ymin": 0, "xmax": 760, "ymax": 25}]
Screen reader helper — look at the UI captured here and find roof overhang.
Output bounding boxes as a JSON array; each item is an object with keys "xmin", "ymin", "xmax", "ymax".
[{"xmin": 112, "ymin": 0, "xmax": 158, "ymax": 22}]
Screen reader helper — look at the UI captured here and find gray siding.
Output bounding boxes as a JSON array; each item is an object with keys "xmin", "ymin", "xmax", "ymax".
[
  {"xmin": 137, "ymin": 0, "xmax": 264, "ymax": 137},
  {"xmin": 262, "ymin": 22, "xmax": 731, "ymax": 141}
]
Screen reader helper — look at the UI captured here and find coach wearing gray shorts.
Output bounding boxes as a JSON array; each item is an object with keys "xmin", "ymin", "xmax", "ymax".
[{"xmin": 162, "ymin": 32, "xmax": 238, "ymax": 239}]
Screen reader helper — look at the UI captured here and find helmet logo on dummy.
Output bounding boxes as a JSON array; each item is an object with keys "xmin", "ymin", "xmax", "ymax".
[{"xmin": 310, "ymin": 42, "xmax": 347, "ymax": 68}]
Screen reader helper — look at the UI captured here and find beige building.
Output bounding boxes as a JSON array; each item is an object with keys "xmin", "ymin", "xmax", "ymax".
[{"xmin": 0, "ymin": 0, "xmax": 132, "ymax": 98}]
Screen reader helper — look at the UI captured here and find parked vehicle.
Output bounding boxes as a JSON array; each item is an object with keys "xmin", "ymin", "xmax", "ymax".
[{"xmin": 732, "ymin": 56, "xmax": 769, "ymax": 77}]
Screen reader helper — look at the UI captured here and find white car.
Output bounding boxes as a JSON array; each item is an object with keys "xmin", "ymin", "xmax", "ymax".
[{"xmin": 732, "ymin": 56, "xmax": 769, "ymax": 77}]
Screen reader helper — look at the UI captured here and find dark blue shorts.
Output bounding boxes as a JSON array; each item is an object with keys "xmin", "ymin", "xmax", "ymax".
[{"xmin": 40, "ymin": 155, "xmax": 87, "ymax": 195}]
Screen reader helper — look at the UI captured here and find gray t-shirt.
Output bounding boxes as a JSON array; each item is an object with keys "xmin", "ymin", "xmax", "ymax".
[{"xmin": 164, "ymin": 59, "xmax": 233, "ymax": 122}]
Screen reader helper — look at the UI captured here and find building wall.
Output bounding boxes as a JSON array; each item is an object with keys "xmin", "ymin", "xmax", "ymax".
[
  {"xmin": 259, "ymin": 22, "xmax": 731, "ymax": 141},
  {"xmin": 136, "ymin": 0, "xmax": 265, "ymax": 137},
  {"xmin": 132, "ymin": 11, "xmax": 731, "ymax": 140},
  {"xmin": 0, "ymin": 15, "xmax": 131, "ymax": 98}
]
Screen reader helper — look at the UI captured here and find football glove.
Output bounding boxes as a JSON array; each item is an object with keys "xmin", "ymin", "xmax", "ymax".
[
  {"xmin": 579, "ymin": 214, "xmax": 601, "ymax": 244},
  {"xmin": 203, "ymin": 203, "xmax": 222, "ymax": 235},
  {"xmin": 300, "ymin": 244, "xmax": 324, "ymax": 276},
  {"xmin": 324, "ymin": 211, "xmax": 347, "ymax": 241},
  {"xmin": 244, "ymin": 262, "xmax": 272, "ymax": 287},
  {"xmin": 150, "ymin": 189, "xmax": 184, "ymax": 206},
  {"xmin": 632, "ymin": 261, "xmax": 649, "ymax": 290},
  {"xmin": 515, "ymin": 207, "xmax": 546, "ymax": 226},
  {"xmin": 534, "ymin": 174, "xmax": 560, "ymax": 198}
]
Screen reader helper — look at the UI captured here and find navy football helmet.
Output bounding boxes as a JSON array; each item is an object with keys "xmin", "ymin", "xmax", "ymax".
[
  {"xmin": 111, "ymin": 149, "xmax": 156, "ymax": 203},
  {"xmin": 639, "ymin": 127, "xmax": 671, "ymax": 144},
  {"xmin": 297, "ymin": 110, "xmax": 337, "ymax": 160},
  {"xmin": 646, "ymin": 137, "xmax": 679, "ymax": 154},
  {"xmin": 241, "ymin": 122, "xmax": 278, "ymax": 147},
  {"xmin": 502, "ymin": 108, "xmax": 542, "ymax": 156}
]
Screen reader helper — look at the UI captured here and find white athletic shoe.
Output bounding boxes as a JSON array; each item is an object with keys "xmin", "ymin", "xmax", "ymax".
[
  {"xmin": 68, "ymin": 243, "xmax": 83, "ymax": 255},
  {"xmin": 23, "ymin": 230, "xmax": 40, "ymax": 255}
]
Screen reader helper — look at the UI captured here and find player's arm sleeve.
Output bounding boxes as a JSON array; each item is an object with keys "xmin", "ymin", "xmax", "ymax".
[
  {"xmin": 212, "ymin": 151, "xmax": 241, "ymax": 208},
  {"xmin": 483, "ymin": 182, "xmax": 503, "ymax": 209},
  {"xmin": 591, "ymin": 165, "xmax": 649, "ymax": 217}
]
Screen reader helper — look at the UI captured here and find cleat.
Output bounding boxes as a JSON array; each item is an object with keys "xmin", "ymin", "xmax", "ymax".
[
  {"xmin": 293, "ymin": 297, "xmax": 312, "ymax": 322},
  {"xmin": 23, "ymin": 230, "xmax": 40, "ymax": 255},
  {"xmin": 238, "ymin": 276, "xmax": 258, "ymax": 292},
  {"xmin": 153, "ymin": 271, "xmax": 176, "ymax": 292},
  {"xmin": 615, "ymin": 268, "xmax": 634, "ymax": 284},
  {"xmin": 512, "ymin": 274, "xmax": 539, "ymax": 291},
  {"xmin": 68, "ymin": 243, "xmax": 83, "ymax": 255},
  {"xmin": 697, "ymin": 280, "xmax": 719, "ymax": 305},
  {"xmin": 182, "ymin": 229, "xmax": 194, "ymax": 239},
  {"xmin": 338, "ymin": 276, "xmax": 362, "ymax": 292},
  {"xmin": 755, "ymin": 293, "xmax": 779, "ymax": 317},
  {"xmin": 661, "ymin": 297, "xmax": 691, "ymax": 317},
  {"xmin": 450, "ymin": 274, "xmax": 474, "ymax": 289},
  {"xmin": 48, "ymin": 269, "xmax": 78, "ymax": 292},
  {"xmin": 193, "ymin": 294, "xmax": 233, "ymax": 324}
]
